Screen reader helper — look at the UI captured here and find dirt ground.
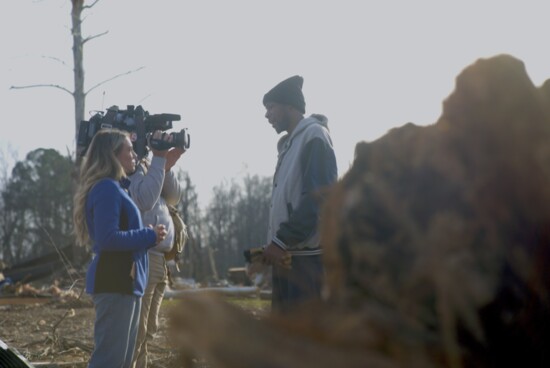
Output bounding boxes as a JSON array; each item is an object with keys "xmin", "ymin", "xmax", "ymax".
[{"xmin": 0, "ymin": 293, "xmax": 270, "ymax": 368}]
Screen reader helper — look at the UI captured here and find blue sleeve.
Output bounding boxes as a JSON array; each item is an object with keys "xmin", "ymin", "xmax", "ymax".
[
  {"xmin": 275, "ymin": 137, "xmax": 337, "ymax": 247},
  {"xmin": 91, "ymin": 180, "xmax": 156, "ymax": 251}
]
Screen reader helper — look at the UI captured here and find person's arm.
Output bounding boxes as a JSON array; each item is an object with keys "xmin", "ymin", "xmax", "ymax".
[
  {"xmin": 91, "ymin": 180, "xmax": 157, "ymax": 251},
  {"xmin": 273, "ymin": 137, "xmax": 337, "ymax": 250},
  {"xmin": 128, "ymin": 156, "xmax": 166, "ymax": 211},
  {"xmin": 162, "ymin": 169, "xmax": 183, "ymax": 206},
  {"xmin": 162, "ymin": 148, "xmax": 185, "ymax": 206}
]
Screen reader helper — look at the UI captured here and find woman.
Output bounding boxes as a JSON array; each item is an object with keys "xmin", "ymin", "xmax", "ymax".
[{"xmin": 73, "ymin": 129, "xmax": 167, "ymax": 368}]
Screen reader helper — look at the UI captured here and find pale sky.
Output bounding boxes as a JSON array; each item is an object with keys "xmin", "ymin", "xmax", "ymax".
[{"xmin": 2, "ymin": 0, "xmax": 550, "ymax": 206}]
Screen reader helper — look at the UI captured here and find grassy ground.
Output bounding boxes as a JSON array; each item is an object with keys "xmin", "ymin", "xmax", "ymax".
[
  {"xmin": 225, "ymin": 296, "xmax": 270, "ymax": 312},
  {"xmin": 1, "ymin": 294, "xmax": 271, "ymax": 368}
]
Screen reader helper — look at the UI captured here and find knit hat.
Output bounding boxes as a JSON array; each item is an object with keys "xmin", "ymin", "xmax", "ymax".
[{"xmin": 263, "ymin": 75, "xmax": 306, "ymax": 113}]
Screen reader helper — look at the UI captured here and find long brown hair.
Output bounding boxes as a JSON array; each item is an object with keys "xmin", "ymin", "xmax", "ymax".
[{"xmin": 73, "ymin": 129, "xmax": 129, "ymax": 246}]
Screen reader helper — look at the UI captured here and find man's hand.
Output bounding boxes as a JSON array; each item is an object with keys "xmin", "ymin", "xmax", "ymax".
[
  {"xmin": 149, "ymin": 130, "xmax": 172, "ymax": 158},
  {"xmin": 263, "ymin": 242, "xmax": 292, "ymax": 269},
  {"xmin": 165, "ymin": 147, "xmax": 185, "ymax": 171},
  {"xmin": 246, "ymin": 260, "xmax": 267, "ymax": 278}
]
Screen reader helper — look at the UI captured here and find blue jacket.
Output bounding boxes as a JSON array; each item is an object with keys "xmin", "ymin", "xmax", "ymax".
[
  {"xmin": 268, "ymin": 115, "xmax": 338, "ymax": 255},
  {"xmin": 85, "ymin": 178, "xmax": 157, "ymax": 296}
]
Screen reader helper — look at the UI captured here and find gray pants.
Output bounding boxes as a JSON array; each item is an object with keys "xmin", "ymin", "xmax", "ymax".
[
  {"xmin": 131, "ymin": 252, "xmax": 168, "ymax": 368},
  {"xmin": 89, "ymin": 293, "xmax": 141, "ymax": 368}
]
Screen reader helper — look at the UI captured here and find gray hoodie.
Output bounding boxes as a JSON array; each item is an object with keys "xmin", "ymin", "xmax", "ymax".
[
  {"xmin": 268, "ymin": 114, "xmax": 337, "ymax": 255},
  {"xmin": 129, "ymin": 156, "xmax": 183, "ymax": 253}
]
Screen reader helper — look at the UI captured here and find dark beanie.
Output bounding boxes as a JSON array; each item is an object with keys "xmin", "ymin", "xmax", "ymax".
[{"xmin": 262, "ymin": 75, "xmax": 306, "ymax": 113}]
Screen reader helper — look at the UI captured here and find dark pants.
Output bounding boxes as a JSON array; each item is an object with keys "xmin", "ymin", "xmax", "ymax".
[{"xmin": 271, "ymin": 254, "xmax": 323, "ymax": 314}]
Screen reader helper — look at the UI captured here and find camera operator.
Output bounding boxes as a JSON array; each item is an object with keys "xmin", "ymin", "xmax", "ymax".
[{"xmin": 128, "ymin": 130, "xmax": 185, "ymax": 368}]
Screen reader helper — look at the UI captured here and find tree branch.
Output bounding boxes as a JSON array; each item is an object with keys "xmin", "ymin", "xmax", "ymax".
[
  {"xmin": 82, "ymin": 0, "xmax": 100, "ymax": 10},
  {"xmin": 81, "ymin": 0, "xmax": 102, "ymax": 22},
  {"xmin": 41, "ymin": 55, "xmax": 70, "ymax": 68},
  {"xmin": 85, "ymin": 66, "xmax": 145, "ymax": 95},
  {"xmin": 82, "ymin": 30, "xmax": 109, "ymax": 44},
  {"xmin": 10, "ymin": 84, "xmax": 73, "ymax": 96}
]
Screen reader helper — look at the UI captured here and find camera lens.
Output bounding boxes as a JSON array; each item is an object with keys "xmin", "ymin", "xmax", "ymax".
[{"xmin": 172, "ymin": 129, "xmax": 190, "ymax": 150}]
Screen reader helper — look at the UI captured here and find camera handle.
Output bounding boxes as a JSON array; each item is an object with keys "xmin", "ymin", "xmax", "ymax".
[
  {"xmin": 134, "ymin": 106, "xmax": 148, "ymax": 159},
  {"xmin": 149, "ymin": 135, "xmax": 173, "ymax": 151}
]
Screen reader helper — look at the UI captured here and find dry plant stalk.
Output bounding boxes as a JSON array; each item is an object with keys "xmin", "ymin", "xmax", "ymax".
[{"xmin": 169, "ymin": 54, "xmax": 550, "ymax": 367}]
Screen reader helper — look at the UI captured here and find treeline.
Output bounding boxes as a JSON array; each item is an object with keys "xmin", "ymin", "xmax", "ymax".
[{"xmin": 0, "ymin": 148, "xmax": 271, "ymax": 283}]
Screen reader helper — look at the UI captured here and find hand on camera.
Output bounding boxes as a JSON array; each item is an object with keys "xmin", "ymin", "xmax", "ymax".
[{"xmin": 149, "ymin": 130, "xmax": 172, "ymax": 158}]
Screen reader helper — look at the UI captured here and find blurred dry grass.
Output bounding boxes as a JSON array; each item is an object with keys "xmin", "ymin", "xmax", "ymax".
[{"xmin": 169, "ymin": 54, "xmax": 550, "ymax": 368}]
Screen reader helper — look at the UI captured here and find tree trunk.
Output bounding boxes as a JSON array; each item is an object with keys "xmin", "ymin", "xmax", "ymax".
[
  {"xmin": 207, "ymin": 244, "xmax": 218, "ymax": 281},
  {"xmin": 71, "ymin": 0, "xmax": 85, "ymax": 146}
]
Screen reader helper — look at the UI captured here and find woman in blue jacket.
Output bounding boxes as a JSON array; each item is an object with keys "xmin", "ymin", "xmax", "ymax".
[{"xmin": 73, "ymin": 129, "xmax": 167, "ymax": 368}]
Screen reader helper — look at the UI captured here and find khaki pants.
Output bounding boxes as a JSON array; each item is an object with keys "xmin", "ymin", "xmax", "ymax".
[{"xmin": 131, "ymin": 251, "xmax": 167, "ymax": 368}]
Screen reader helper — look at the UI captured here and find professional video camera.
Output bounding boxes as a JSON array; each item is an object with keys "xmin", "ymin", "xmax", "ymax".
[{"xmin": 77, "ymin": 105, "xmax": 190, "ymax": 159}]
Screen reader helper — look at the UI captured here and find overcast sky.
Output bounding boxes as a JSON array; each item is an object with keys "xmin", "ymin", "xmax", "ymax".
[{"xmin": 2, "ymin": 0, "xmax": 550, "ymax": 206}]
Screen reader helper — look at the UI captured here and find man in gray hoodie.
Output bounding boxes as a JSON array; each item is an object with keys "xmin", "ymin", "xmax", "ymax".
[
  {"xmin": 129, "ymin": 131, "xmax": 184, "ymax": 368},
  {"xmin": 261, "ymin": 75, "xmax": 338, "ymax": 313}
]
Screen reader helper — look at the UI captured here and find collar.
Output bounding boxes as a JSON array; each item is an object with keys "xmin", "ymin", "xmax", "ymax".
[{"xmin": 119, "ymin": 177, "xmax": 131, "ymax": 190}]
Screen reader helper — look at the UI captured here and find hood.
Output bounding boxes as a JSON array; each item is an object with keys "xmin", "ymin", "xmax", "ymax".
[
  {"xmin": 277, "ymin": 114, "xmax": 330, "ymax": 152},
  {"xmin": 309, "ymin": 113, "xmax": 329, "ymax": 128},
  {"xmin": 292, "ymin": 114, "xmax": 329, "ymax": 136}
]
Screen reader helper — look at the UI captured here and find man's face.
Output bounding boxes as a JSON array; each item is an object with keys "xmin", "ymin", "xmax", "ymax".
[{"xmin": 264, "ymin": 102, "xmax": 290, "ymax": 134}]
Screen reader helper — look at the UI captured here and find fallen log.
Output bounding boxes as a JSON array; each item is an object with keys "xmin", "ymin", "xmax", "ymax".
[
  {"xmin": 32, "ymin": 361, "xmax": 87, "ymax": 367},
  {"xmin": 164, "ymin": 286, "xmax": 259, "ymax": 299}
]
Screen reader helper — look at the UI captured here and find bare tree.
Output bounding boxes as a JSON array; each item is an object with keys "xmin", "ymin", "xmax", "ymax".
[
  {"xmin": 204, "ymin": 181, "xmax": 240, "ymax": 281},
  {"xmin": 175, "ymin": 170, "xmax": 210, "ymax": 282},
  {"xmin": 10, "ymin": 0, "xmax": 144, "ymax": 150},
  {"xmin": 202, "ymin": 175, "xmax": 270, "ymax": 280}
]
